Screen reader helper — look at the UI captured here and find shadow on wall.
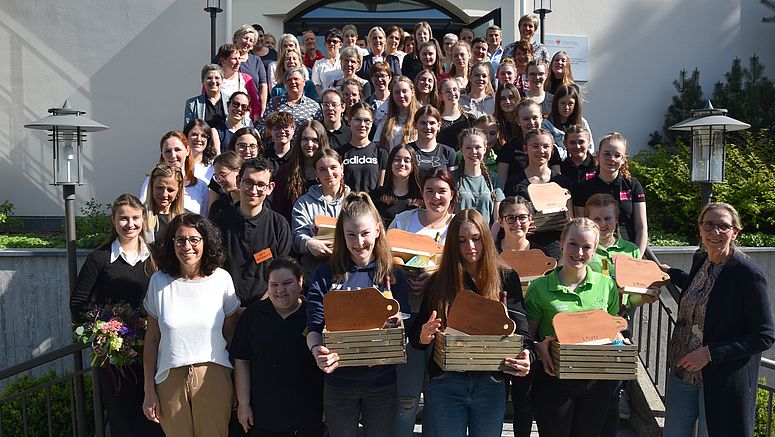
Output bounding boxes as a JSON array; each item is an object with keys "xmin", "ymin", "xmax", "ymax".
[
  {"xmin": 0, "ymin": 0, "xmax": 218, "ymax": 216},
  {"xmin": 543, "ymin": 0, "xmax": 765, "ymax": 150}
]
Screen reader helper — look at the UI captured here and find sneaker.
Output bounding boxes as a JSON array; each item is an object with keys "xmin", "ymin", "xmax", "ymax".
[{"xmin": 619, "ymin": 394, "xmax": 632, "ymax": 420}]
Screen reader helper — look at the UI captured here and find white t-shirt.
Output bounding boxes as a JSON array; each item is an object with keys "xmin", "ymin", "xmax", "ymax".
[
  {"xmin": 139, "ymin": 175, "xmax": 210, "ymax": 216},
  {"xmin": 143, "ymin": 268, "xmax": 240, "ymax": 384}
]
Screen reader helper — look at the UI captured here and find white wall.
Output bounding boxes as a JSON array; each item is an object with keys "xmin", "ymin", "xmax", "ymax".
[{"xmin": 1, "ymin": 0, "xmax": 773, "ymax": 216}]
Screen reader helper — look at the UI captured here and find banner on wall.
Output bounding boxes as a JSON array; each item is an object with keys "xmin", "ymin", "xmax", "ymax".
[{"xmin": 544, "ymin": 34, "xmax": 589, "ymax": 82}]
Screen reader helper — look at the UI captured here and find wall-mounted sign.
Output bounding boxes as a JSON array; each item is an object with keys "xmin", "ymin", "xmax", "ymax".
[{"xmin": 544, "ymin": 34, "xmax": 589, "ymax": 82}]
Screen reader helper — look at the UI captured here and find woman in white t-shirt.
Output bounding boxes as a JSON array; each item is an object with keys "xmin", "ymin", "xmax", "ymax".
[{"xmin": 142, "ymin": 213, "xmax": 240, "ymax": 437}]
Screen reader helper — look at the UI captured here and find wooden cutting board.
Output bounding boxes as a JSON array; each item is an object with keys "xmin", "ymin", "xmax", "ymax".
[
  {"xmin": 552, "ymin": 310, "xmax": 627, "ymax": 344},
  {"xmin": 612, "ymin": 254, "xmax": 670, "ymax": 296},
  {"xmin": 499, "ymin": 249, "xmax": 557, "ymax": 281},
  {"xmin": 527, "ymin": 182, "xmax": 571, "ymax": 213},
  {"xmin": 446, "ymin": 289, "xmax": 515, "ymax": 336},
  {"xmin": 323, "ymin": 287, "xmax": 400, "ymax": 331},
  {"xmin": 387, "ymin": 229, "xmax": 444, "ymax": 261}
]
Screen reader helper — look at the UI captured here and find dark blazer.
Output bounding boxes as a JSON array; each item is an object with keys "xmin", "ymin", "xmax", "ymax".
[
  {"xmin": 668, "ymin": 250, "xmax": 774, "ymax": 437},
  {"xmin": 358, "ymin": 54, "xmax": 401, "ymax": 82}
]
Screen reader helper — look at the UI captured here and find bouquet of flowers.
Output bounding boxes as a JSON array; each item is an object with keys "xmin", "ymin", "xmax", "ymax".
[{"xmin": 74, "ymin": 302, "xmax": 146, "ymax": 368}]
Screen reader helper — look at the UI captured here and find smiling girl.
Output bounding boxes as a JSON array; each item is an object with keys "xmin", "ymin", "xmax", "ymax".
[
  {"xmin": 497, "ymin": 99, "xmax": 562, "ymax": 183},
  {"xmin": 414, "ymin": 68, "xmax": 440, "ymax": 109},
  {"xmin": 143, "ymin": 164, "xmax": 185, "ymax": 244},
  {"xmin": 455, "ymin": 128, "xmax": 503, "ymax": 226},
  {"xmin": 437, "ymin": 77, "xmax": 475, "ymax": 149},
  {"xmin": 526, "ymin": 217, "xmax": 620, "ymax": 437},
  {"xmin": 544, "ymin": 84, "xmax": 592, "ymax": 152},
  {"xmin": 461, "ymin": 62, "xmax": 496, "ymax": 118},
  {"xmin": 376, "ymin": 76, "xmax": 420, "ymax": 151},
  {"xmin": 409, "ymin": 105, "xmax": 458, "ymax": 174},
  {"xmin": 573, "ymin": 133, "xmax": 648, "ymax": 255},
  {"xmin": 409, "ymin": 209, "xmax": 532, "ymax": 436},
  {"xmin": 559, "ymin": 125, "xmax": 598, "ymax": 190},
  {"xmin": 339, "ymin": 102, "xmax": 388, "ymax": 192},
  {"xmin": 306, "ymin": 193, "xmax": 409, "ymax": 437},
  {"xmin": 371, "ymin": 144, "xmax": 423, "ymax": 228},
  {"xmin": 71, "ymin": 194, "xmax": 164, "ymax": 437},
  {"xmin": 544, "ymin": 51, "xmax": 575, "ymax": 95}
]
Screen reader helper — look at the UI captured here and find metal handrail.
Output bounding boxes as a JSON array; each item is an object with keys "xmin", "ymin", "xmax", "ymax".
[{"xmin": 0, "ymin": 342, "xmax": 104, "ymax": 437}]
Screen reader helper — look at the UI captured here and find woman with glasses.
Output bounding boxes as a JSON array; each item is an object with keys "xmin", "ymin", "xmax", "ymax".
[
  {"xmin": 215, "ymin": 92, "xmax": 254, "ymax": 151},
  {"xmin": 661, "ymin": 203, "xmax": 774, "ymax": 437},
  {"xmin": 208, "ymin": 151, "xmax": 244, "ymax": 220},
  {"xmin": 142, "ymin": 213, "xmax": 241, "ymax": 437},
  {"xmin": 338, "ymin": 102, "xmax": 387, "ymax": 192},
  {"xmin": 312, "ymin": 28, "xmax": 344, "ymax": 96}
]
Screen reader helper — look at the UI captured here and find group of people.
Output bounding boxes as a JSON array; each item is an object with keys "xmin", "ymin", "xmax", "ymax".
[{"xmin": 68, "ymin": 15, "xmax": 774, "ymax": 437}]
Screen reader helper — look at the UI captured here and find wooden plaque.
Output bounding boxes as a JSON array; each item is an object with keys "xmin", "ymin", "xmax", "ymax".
[
  {"xmin": 499, "ymin": 249, "xmax": 557, "ymax": 281},
  {"xmin": 612, "ymin": 255, "xmax": 670, "ymax": 296},
  {"xmin": 446, "ymin": 289, "xmax": 515, "ymax": 336},
  {"xmin": 552, "ymin": 310, "xmax": 627, "ymax": 344},
  {"xmin": 323, "ymin": 288, "xmax": 400, "ymax": 332},
  {"xmin": 387, "ymin": 229, "xmax": 443, "ymax": 261},
  {"xmin": 313, "ymin": 215, "xmax": 337, "ymax": 241},
  {"xmin": 527, "ymin": 182, "xmax": 571, "ymax": 213}
]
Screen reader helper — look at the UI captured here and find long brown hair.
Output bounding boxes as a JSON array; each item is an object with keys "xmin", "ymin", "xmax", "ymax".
[
  {"xmin": 378, "ymin": 76, "xmax": 420, "ymax": 150},
  {"xmin": 288, "ymin": 120, "xmax": 330, "ymax": 203},
  {"xmin": 414, "ymin": 69, "xmax": 440, "ymax": 109},
  {"xmin": 158, "ymin": 131, "xmax": 197, "ymax": 187},
  {"xmin": 380, "ymin": 144, "xmax": 422, "ymax": 207},
  {"xmin": 102, "ymin": 193, "xmax": 157, "ymax": 273},
  {"xmin": 598, "ymin": 132, "xmax": 631, "ymax": 179},
  {"xmin": 426, "ymin": 209, "xmax": 502, "ymax": 326},
  {"xmin": 330, "ymin": 192, "xmax": 394, "ymax": 285},
  {"xmin": 493, "ymin": 82, "xmax": 521, "ymax": 141},
  {"xmin": 544, "ymin": 50, "xmax": 575, "ymax": 93}
]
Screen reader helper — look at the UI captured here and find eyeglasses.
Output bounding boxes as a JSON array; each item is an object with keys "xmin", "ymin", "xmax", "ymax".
[
  {"xmin": 701, "ymin": 221, "xmax": 734, "ymax": 233},
  {"xmin": 213, "ymin": 169, "xmax": 235, "ymax": 182},
  {"xmin": 236, "ymin": 143, "xmax": 259, "ymax": 152},
  {"xmin": 501, "ymin": 214, "xmax": 530, "ymax": 224},
  {"xmin": 174, "ymin": 236, "xmax": 203, "ymax": 247},
  {"xmin": 241, "ymin": 180, "xmax": 271, "ymax": 191},
  {"xmin": 231, "ymin": 102, "xmax": 249, "ymax": 111},
  {"xmin": 326, "ymin": 39, "xmax": 342, "ymax": 45}
]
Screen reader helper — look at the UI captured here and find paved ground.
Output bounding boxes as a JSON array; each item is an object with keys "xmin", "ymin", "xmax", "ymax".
[{"xmin": 409, "ymin": 421, "xmax": 636, "ymax": 436}]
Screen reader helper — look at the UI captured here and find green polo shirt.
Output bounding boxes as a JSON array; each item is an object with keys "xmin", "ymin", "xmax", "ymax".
[
  {"xmin": 525, "ymin": 266, "xmax": 619, "ymax": 341},
  {"xmin": 589, "ymin": 238, "xmax": 640, "ymax": 306}
]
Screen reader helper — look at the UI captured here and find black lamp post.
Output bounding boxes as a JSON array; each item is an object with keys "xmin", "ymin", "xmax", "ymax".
[
  {"xmin": 668, "ymin": 101, "xmax": 750, "ymax": 207},
  {"xmin": 533, "ymin": 0, "xmax": 552, "ymax": 45},
  {"xmin": 24, "ymin": 100, "xmax": 108, "ymax": 437},
  {"xmin": 205, "ymin": 0, "xmax": 223, "ymax": 60}
]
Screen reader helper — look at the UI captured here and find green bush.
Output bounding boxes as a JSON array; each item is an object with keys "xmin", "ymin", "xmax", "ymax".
[
  {"xmin": 0, "ymin": 371, "xmax": 94, "ymax": 437},
  {"xmin": 756, "ymin": 378, "xmax": 775, "ymax": 437},
  {"xmin": 0, "ymin": 201, "xmax": 23, "ymax": 233},
  {"xmin": 73, "ymin": 199, "xmax": 111, "ymax": 246},
  {"xmin": 631, "ymin": 132, "xmax": 775, "ymax": 243}
]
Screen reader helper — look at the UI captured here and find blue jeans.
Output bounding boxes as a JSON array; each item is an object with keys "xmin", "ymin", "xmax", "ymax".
[
  {"xmin": 424, "ymin": 372, "xmax": 507, "ymax": 437},
  {"xmin": 663, "ymin": 372, "xmax": 709, "ymax": 437},
  {"xmin": 393, "ymin": 314, "xmax": 432, "ymax": 437},
  {"xmin": 324, "ymin": 382, "xmax": 396, "ymax": 437}
]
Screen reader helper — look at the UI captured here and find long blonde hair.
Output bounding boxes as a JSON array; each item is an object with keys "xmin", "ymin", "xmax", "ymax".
[
  {"xmin": 144, "ymin": 164, "xmax": 185, "ymax": 234},
  {"xmin": 378, "ymin": 76, "xmax": 420, "ymax": 150},
  {"xmin": 330, "ymin": 192, "xmax": 394, "ymax": 285}
]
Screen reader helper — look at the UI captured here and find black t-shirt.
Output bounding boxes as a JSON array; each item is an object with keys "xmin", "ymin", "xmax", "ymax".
[
  {"xmin": 498, "ymin": 136, "xmax": 562, "ymax": 178},
  {"xmin": 230, "ymin": 299, "xmax": 323, "ymax": 432},
  {"xmin": 573, "ymin": 174, "xmax": 646, "ymax": 244},
  {"xmin": 409, "ymin": 141, "xmax": 458, "ymax": 176},
  {"xmin": 326, "ymin": 123, "xmax": 352, "ymax": 151},
  {"xmin": 560, "ymin": 153, "xmax": 598, "ymax": 191},
  {"xmin": 338, "ymin": 141, "xmax": 388, "ymax": 192},
  {"xmin": 204, "ymin": 97, "xmax": 226, "ymax": 128},
  {"xmin": 437, "ymin": 113, "xmax": 474, "ymax": 150},
  {"xmin": 504, "ymin": 169, "xmax": 573, "ymax": 260},
  {"xmin": 370, "ymin": 188, "xmax": 421, "ymax": 229},
  {"xmin": 401, "ymin": 55, "xmax": 423, "ymax": 81},
  {"xmin": 264, "ymin": 146, "xmax": 291, "ymax": 174},
  {"xmin": 213, "ymin": 205, "xmax": 293, "ymax": 306}
]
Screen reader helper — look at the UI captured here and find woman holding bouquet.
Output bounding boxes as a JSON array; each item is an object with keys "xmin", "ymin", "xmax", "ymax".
[
  {"xmin": 142, "ymin": 213, "xmax": 241, "ymax": 437},
  {"xmin": 70, "ymin": 194, "xmax": 164, "ymax": 437}
]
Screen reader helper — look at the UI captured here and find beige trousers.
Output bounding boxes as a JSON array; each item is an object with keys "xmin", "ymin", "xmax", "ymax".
[{"xmin": 156, "ymin": 362, "xmax": 232, "ymax": 437}]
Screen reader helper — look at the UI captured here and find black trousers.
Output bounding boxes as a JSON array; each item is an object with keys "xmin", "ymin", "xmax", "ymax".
[
  {"xmin": 531, "ymin": 367, "xmax": 617, "ymax": 437},
  {"xmin": 510, "ymin": 365, "xmax": 536, "ymax": 437},
  {"xmin": 96, "ymin": 364, "xmax": 164, "ymax": 437}
]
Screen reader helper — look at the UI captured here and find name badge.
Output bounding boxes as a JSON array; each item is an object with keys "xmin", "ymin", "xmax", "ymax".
[
  {"xmin": 253, "ymin": 248, "xmax": 273, "ymax": 264},
  {"xmin": 619, "ymin": 190, "xmax": 632, "ymax": 201}
]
